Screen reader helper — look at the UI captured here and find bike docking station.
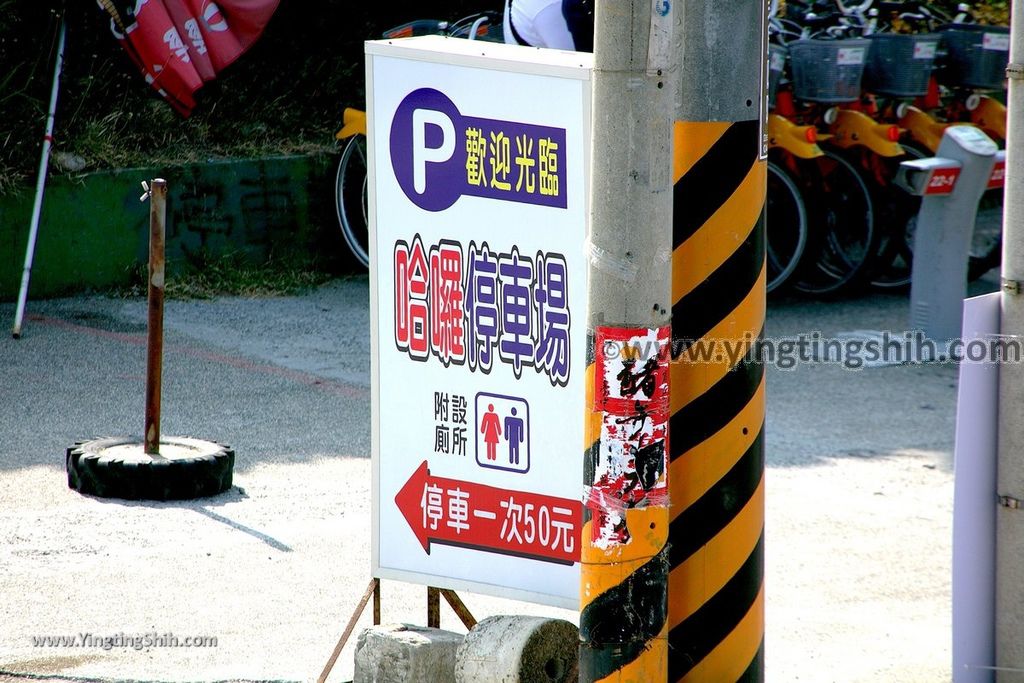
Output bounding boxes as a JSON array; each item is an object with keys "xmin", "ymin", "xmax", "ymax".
[{"xmin": 894, "ymin": 125, "xmax": 1004, "ymax": 359}]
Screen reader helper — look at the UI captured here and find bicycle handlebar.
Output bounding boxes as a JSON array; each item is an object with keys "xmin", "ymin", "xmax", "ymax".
[
  {"xmin": 802, "ymin": 11, "xmax": 844, "ymax": 28},
  {"xmin": 382, "ymin": 19, "xmax": 448, "ymax": 39},
  {"xmin": 381, "ymin": 11, "xmax": 503, "ymax": 41}
]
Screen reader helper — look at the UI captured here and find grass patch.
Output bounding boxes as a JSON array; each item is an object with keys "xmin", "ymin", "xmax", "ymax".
[{"xmin": 113, "ymin": 252, "xmax": 336, "ymax": 300}]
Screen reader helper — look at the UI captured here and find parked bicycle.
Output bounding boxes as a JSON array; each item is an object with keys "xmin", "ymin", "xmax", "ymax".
[
  {"xmin": 334, "ymin": 11, "xmax": 503, "ymax": 268},
  {"xmin": 766, "ymin": 0, "xmax": 1008, "ymax": 295},
  {"xmin": 768, "ymin": 0, "xmax": 887, "ymax": 296},
  {"xmin": 836, "ymin": 0, "xmax": 1008, "ymax": 286}
]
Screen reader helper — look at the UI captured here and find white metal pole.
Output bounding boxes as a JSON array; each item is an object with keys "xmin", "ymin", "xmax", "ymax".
[
  {"xmin": 996, "ymin": 0, "xmax": 1024, "ymax": 677},
  {"xmin": 12, "ymin": 16, "xmax": 67, "ymax": 339}
]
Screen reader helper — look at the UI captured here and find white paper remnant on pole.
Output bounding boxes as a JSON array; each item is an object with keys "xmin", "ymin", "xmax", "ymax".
[
  {"xmin": 647, "ymin": 0, "xmax": 674, "ymax": 72},
  {"xmin": 368, "ymin": 37, "xmax": 592, "ymax": 609},
  {"xmin": 953, "ymin": 291, "xmax": 1000, "ymax": 683}
]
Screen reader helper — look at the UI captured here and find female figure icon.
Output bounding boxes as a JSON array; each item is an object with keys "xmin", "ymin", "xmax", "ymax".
[{"xmin": 480, "ymin": 403, "xmax": 502, "ymax": 460}]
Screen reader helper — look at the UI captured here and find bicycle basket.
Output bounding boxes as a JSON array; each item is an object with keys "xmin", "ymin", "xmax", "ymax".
[
  {"xmin": 863, "ymin": 34, "xmax": 939, "ymax": 97},
  {"xmin": 768, "ymin": 44, "xmax": 788, "ymax": 106},
  {"xmin": 939, "ymin": 24, "xmax": 1010, "ymax": 90},
  {"xmin": 788, "ymin": 38, "xmax": 871, "ymax": 104}
]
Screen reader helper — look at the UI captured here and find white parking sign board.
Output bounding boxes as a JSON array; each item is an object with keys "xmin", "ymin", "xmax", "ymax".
[{"xmin": 368, "ymin": 37, "xmax": 592, "ymax": 608}]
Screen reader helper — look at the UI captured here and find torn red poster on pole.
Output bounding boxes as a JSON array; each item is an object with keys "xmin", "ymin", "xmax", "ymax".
[
  {"xmin": 588, "ymin": 326, "xmax": 671, "ymax": 548},
  {"xmin": 98, "ymin": 0, "xmax": 280, "ymax": 116}
]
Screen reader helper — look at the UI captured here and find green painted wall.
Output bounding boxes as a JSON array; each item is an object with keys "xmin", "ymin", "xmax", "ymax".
[{"xmin": 0, "ymin": 154, "xmax": 342, "ymax": 301}]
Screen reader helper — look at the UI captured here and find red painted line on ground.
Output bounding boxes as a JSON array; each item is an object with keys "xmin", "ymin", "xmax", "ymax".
[
  {"xmin": 30, "ymin": 314, "xmax": 146, "ymax": 346},
  {"xmin": 29, "ymin": 314, "xmax": 368, "ymax": 399}
]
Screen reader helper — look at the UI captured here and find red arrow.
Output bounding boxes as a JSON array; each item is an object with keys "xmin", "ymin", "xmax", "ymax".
[{"xmin": 394, "ymin": 460, "xmax": 582, "ymax": 565}]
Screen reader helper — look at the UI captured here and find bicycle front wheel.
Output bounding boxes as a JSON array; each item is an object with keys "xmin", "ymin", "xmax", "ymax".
[
  {"xmin": 869, "ymin": 144, "xmax": 927, "ymax": 290},
  {"xmin": 968, "ymin": 188, "xmax": 1002, "ymax": 281},
  {"xmin": 792, "ymin": 149, "xmax": 878, "ymax": 297},
  {"xmin": 335, "ymin": 134, "xmax": 370, "ymax": 268},
  {"xmin": 766, "ymin": 160, "xmax": 808, "ymax": 294}
]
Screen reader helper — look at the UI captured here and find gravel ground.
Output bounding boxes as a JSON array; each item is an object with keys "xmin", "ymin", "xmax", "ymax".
[{"xmin": 0, "ymin": 273, "xmax": 1000, "ymax": 682}]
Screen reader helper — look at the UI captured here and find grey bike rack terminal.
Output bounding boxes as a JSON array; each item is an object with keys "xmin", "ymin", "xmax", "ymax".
[{"xmin": 894, "ymin": 125, "xmax": 1003, "ymax": 352}]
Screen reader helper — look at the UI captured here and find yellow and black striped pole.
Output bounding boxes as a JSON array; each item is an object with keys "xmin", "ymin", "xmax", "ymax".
[
  {"xmin": 667, "ymin": 1, "xmax": 768, "ymax": 680},
  {"xmin": 579, "ymin": 1, "xmax": 675, "ymax": 680}
]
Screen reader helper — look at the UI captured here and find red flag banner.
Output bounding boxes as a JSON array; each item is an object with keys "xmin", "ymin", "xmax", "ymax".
[{"xmin": 98, "ymin": 0, "xmax": 280, "ymax": 116}]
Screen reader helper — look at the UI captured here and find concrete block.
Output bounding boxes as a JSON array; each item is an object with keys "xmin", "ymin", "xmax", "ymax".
[
  {"xmin": 455, "ymin": 615, "xmax": 578, "ymax": 683},
  {"xmin": 353, "ymin": 623, "xmax": 463, "ymax": 683}
]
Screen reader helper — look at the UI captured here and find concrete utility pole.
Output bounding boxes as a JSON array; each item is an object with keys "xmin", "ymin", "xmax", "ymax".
[
  {"xmin": 996, "ymin": 1, "xmax": 1024, "ymax": 677},
  {"xmin": 668, "ymin": 0, "xmax": 767, "ymax": 680},
  {"xmin": 579, "ymin": 0, "xmax": 675, "ymax": 681}
]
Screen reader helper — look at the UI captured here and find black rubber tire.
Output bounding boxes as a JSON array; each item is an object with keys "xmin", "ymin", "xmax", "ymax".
[{"xmin": 67, "ymin": 436, "xmax": 234, "ymax": 501}]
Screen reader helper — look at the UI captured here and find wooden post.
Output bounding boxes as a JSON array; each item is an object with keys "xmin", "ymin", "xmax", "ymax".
[{"xmin": 145, "ymin": 179, "xmax": 167, "ymax": 455}]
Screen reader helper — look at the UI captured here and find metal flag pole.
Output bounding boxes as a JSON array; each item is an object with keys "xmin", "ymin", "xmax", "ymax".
[
  {"xmin": 996, "ymin": 0, "xmax": 1024, "ymax": 675},
  {"xmin": 13, "ymin": 14, "xmax": 67, "ymax": 339}
]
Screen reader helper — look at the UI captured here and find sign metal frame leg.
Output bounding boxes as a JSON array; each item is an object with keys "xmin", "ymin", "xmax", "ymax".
[{"xmin": 317, "ymin": 579, "xmax": 477, "ymax": 683}]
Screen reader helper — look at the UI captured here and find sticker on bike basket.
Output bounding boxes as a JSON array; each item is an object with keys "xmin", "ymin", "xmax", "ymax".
[
  {"xmin": 390, "ymin": 88, "xmax": 568, "ymax": 212},
  {"xmin": 836, "ymin": 47, "xmax": 865, "ymax": 66},
  {"xmin": 983, "ymin": 33, "xmax": 1010, "ymax": 51},
  {"xmin": 913, "ymin": 41, "xmax": 937, "ymax": 60}
]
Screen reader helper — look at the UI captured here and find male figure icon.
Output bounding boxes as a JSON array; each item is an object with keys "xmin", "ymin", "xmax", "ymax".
[{"xmin": 504, "ymin": 407, "xmax": 525, "ymax": 465}]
